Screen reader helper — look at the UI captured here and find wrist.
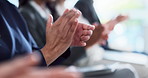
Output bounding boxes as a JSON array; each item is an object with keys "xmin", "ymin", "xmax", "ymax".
[
  {"xmin": 41, "ymin": 44, "xmax": 55, "ymax": 65},
  {"xmin": 41, "ymin": 44, "xmax": 66, "ymax": 65}
]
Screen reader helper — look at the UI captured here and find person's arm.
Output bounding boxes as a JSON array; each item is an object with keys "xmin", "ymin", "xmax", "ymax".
[
  {"xmin": 0, "ymin": 54, "xmax": 82, "ymax": 78},
  {"xmin": 75, "ymin": 1, "xmax": 101, "ymax": 24},
  {"xmin": 98, "ymin": 15, "xmax": 129, "ymax": 45},
  {"xmin": 105, "ymin": 15, "xmax": 129, "ymax": 30}
]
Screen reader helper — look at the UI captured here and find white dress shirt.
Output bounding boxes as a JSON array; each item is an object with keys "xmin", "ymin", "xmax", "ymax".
[
  {"xmin": 7, "ymin": 0, "xmax": 19, "ymax": 7},
  {"xmin": 29, "ymin": 0, "xmax": 51, "ymax": 20},
  {"xmin": 56, "ymin": 3, "xmax": 90, "ymax": 24}
]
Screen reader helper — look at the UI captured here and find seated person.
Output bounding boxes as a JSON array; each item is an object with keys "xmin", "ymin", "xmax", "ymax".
[{"xmin": 19, "ymin": 0, "xmax": 54, "ymax": 48}]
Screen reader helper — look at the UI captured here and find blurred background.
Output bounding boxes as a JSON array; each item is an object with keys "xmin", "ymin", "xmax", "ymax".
[
  {"xmin": 65, "ymin": 0, "xmax": 148, "ymax": 53},
  {"xmin": 64, "ymin": 0, "xmax": 148, "ymax": 78}
]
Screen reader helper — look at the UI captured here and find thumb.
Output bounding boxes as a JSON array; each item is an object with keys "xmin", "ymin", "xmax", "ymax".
[{"xmin": 46, "ymin": 14, "xmax": 53, "ymax": 29}]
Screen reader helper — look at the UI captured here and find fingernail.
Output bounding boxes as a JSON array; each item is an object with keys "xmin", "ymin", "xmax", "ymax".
[{"xmin": 75, "ymin": 19, "xmax": 78, "ymax": 22}]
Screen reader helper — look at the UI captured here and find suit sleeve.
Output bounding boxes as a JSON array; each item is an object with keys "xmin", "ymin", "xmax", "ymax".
[
  {"xmin": 49, "ymin": 48, "xmax": 71, "ymax": 66},
  {"xmin": 75, "ymin": 1, "xmax": 101, "ymax": 24}
]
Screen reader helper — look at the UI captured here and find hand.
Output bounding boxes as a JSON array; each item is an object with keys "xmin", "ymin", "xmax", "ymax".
[
  {"xmin": 99, "ymin": 15, "xmax": 129, "ymax": 45},
  {"xmin": 0, "ymin": 54, "xmax": 82, "ymax": 78},
  {"xmin": 85, "ymin": 23, "xmax": 104, "ymax": 48},
  {"xmin": 0, "ymin": 54, "xmax": 39, "ymax": 78},
  {"xmin": 71, "ymin": 23, "xmax": 95, "ymax": 46},
  {"xmin": 105, "ymin": 14, "xmax": 129, "ymax": 31},
  {"xmin": 115, "ymin": 14, "xmax": 129, "ymax": 23},
  {"xmin": 41, "ymin": 9, "xmax": 80, "ymax": 64}
]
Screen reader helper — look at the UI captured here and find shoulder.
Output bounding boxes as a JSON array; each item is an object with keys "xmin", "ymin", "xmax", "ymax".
[{"xmin": 19, "ymin": 4, "xmax": 37, "ymax": 20}]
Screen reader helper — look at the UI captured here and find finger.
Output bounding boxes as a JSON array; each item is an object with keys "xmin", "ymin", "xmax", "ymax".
[
  {"xmin": 80, "ymin": 41, "xmax": 86, "ymax": 46},
  {"xmin": 66, "ymin": 19, "xmax": 78, "ymax": 41},
  {"xmin": 81, "ymin": 35, "xmax": 90, "ymax": 42},
  {"xmin": 17, "ymin": 68, "xmax": 82, "ymax": 78},
  {"xmin": 63, "ymin": 9, "xmax": 70, "ymax": 15},
  {"xmin": 56, "ymin": 9, "xmax": 75, "ymax": 26},
  {"xmin": 89, "ymin": 25, "xmax": 95, "ymax": 30},
  {"xmin": 0, "ymin": 53, "xmax": 40, "ymax": 78},
  {"xmin": 116, "ymin": 15, "xmax": 129, "ymax": 22},
  {"xmin": 12, "ymin": 53, "xmax": 40, "ymax": 67},
  {"xmin": 61, "ymin": 9, "xmax": 77, "ymax": 29},
  {"xmin": 46, "ymin": 14, "xmax": 53, "ymax": 29},
  {"xmin": 81, "ymin": 23, "xmax": 95, "ymax": 30},
  {"xmin": 82, "ymin": 30, "xmax": 93, "ymax": 36},
  {"xmin": 55, "ymin": 9, "xmax": 70, "ymax": 22},
  {"xmin": 9, "ymin": 54, "xmax": 39, "ymax": 72},
  {"xmin": 49, "ymin": 66, "xmax": 66, "ymax": 71},
  {"xmin": 56, "ymin": 9, "xmax": 76, "ymax": 31},
  {"xmin": 68, "ymin": 9, "xmax": 81, "ymax": 23},
  {"xmin": 76, "ymin": 9, "xmax": 82, "ymax": 16},
  {"xmin": 63, "ymin": 9, "xmax": 80, "ymax": 38},
  {"xmin": 52, "ymin": 9, "xmax": 71, "ymax": 28}
]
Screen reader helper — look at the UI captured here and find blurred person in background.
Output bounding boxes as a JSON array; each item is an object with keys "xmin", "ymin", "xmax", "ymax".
[
  {"xmin": 19, "ymin": 0, "xmax": 53, "ymax": 48},
  {"xmin": 46, "ymin": 0, "xmax": 60, "ymax": 22}
]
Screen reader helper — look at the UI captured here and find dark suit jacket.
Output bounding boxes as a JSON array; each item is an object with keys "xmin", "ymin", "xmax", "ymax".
[
  {"xmin": 19, "ymin": 3, "xmax": 46, "ymax": 48},
  {"xmin": 75, "ymin": 0, "xmax": 101, "ymax": 24},
  {"xmin": 0, "ymin": 0, "xmax": 46, "ymax": 66}
]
